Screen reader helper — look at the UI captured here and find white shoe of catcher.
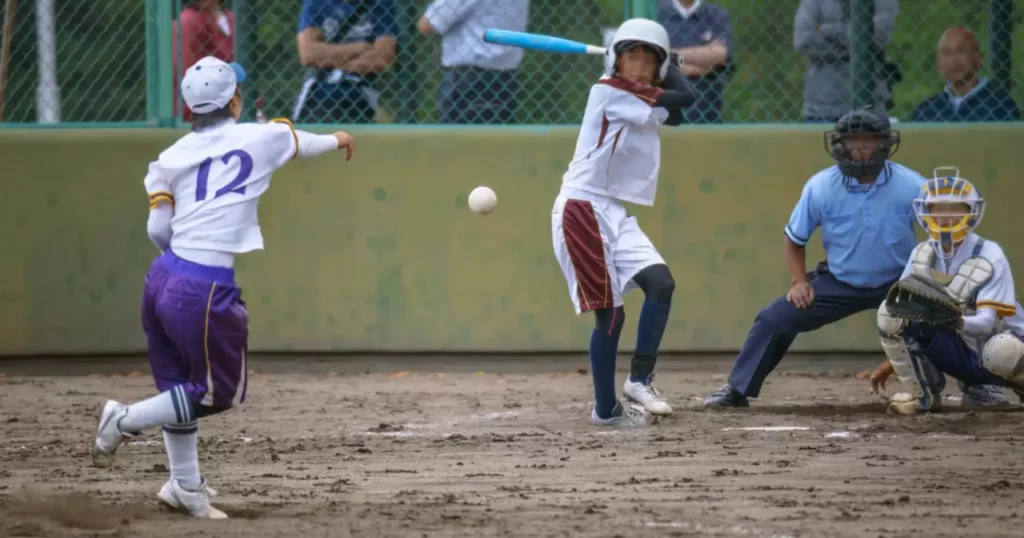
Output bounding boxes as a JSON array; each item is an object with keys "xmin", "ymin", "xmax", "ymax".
[
  {"xmin": 888, "ymin": 391, "xmax": 943, "ymax": 415},
  {"xmin": 158, "ymin": 478, "xmax": 228, "ymax": 519},
  {"xmin": 91, "ymin": 400, "xmax": 132, "ymax": 468},
  {"xmin": 623, "ymin": 378, "xmax": 673, "ymax": 415}
]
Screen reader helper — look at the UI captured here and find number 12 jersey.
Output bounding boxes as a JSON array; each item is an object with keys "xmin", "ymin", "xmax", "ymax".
[{"xmin": 144, "ymin": 119, "xmax": 300, "ymax": 254}]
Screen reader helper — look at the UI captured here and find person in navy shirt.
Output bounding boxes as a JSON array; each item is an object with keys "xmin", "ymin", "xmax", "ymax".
[
  {"xmin": 294, "ymin": 0, "xmax": 397, "ymax": 124},
  {"xmin": 656, "ymin": 0, "xmax": 734, "ymax": 124},
  {"xmin": 912, "ymin": 27, "xmax": 1020, "ymax": 123},
  {"xmin": 702, "ymin": 107, "xmax": 1011, "ymax": 409}
]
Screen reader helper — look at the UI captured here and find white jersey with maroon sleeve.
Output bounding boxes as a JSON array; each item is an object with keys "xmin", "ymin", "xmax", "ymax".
[
  {"xmin": 143, "ymin": 118, "xmax": 299, "ymax": 254},
  {"xmin": 559, "ymin": 76, "xmax": 669, "ymax": 207}
]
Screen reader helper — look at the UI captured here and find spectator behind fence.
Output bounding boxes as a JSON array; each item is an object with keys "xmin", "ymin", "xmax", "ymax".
[
  {"xmin": 173, "ymin": 0, "xmax": 235, "ymax": 122},
  {"xmin": 794, "ymin": 0, "xmax": 897, "ymax": 123},
  {"xmin": 656, "ymin": 0, "xmax": 734, "ymax": 124},
  {"xmin": 294, "ymin": 0, "xmax": 397, "ymax": 123},
  {"xmin": 417, "ymin": 0, "xmax": 529, "ymax": 124},
  {"xmin": 911, "ymin": 27, "xmax": 1020, "ymax": 122}
]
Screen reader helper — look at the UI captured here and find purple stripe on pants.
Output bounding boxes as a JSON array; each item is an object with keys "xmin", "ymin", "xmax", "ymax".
[{"xmin": 141, "ymin": 250, "xmax": 249, "ymax": 408}]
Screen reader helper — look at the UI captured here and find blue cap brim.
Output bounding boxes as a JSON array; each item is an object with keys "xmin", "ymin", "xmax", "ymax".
[{"xmin": 229, "ymin": 62, "xmax": 247, "ymax": 84}]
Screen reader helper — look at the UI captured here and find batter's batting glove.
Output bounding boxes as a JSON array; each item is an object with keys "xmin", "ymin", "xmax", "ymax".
[{"xmin": 669, "ymin": 51, "xmax": 683, "ymax": 69}]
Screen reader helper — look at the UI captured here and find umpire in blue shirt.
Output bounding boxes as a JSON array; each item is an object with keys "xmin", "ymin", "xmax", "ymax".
[
  {"xmin": 294, "ymin": 0, "xmax": 397, "ymax": 124},
  {"xmin": 703, "ymin": 109, "xmax": 926, "ymax": 408}
]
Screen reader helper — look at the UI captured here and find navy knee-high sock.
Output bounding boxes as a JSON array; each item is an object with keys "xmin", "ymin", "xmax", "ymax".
[
  {"xmin": 631, "ymin": 301, "xmax": 671, "ymax": 383},
  {"xmin": 591, "ymin": 313, "xmax": 623, "ymax": 419}
]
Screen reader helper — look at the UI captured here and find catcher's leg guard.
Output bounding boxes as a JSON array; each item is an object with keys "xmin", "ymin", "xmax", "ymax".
[
  {"xmin": 982, "ymin": 332, "xmax": 1024, "ymax": 384},
  {"xmin": 877, "ymin": 303, "xmax": 943, "ymax": 414}
]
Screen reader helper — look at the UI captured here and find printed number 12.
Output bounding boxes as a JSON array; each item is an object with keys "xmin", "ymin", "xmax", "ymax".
[{"xmin": 196, "ymin": 149, "xmax": 254, "ymax": 201}]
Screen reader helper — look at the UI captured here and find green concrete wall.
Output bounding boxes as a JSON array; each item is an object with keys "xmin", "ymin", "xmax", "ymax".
[{"xmin": 0, "ymin": 125, "xmax": 1019, "ymax": 355}]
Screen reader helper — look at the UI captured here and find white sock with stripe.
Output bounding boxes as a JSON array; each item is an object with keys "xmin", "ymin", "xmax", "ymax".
[
  {"xmin": 119, "ymin": 385, "xmax": 196, "ymax": 433},
  {"xmin": 162, "ymin": 422, "xmax": 202, "ymax": 491}
]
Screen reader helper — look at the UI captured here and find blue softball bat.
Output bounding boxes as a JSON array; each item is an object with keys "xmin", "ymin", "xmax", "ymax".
[{"xmin": 482, "ymin": 29, "xmax": 606, "ymax": 56}]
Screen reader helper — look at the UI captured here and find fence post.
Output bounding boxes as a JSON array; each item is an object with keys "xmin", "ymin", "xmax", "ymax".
[
  {"xmin": 628, "ymin": 0, "xmax": 657, "ymax": 19},
  {"xmin": 234, "ymin": 0, "xmax": 257, "ymax": 122},
  {"xmin": 158, "ymin": 1, "xmax": 175, "ymax": 126},
  {"xmin": 849, "ymin": 0, "xmax": 876, "ymax": 110},
  {"xmin": 989, "ymin": 0, "xmax": 1013, "ymax": 94},
  {"xmin": 145, "ymin": 0, "xmax": 174, "ymax": 126},
  {"xmin": 145, "ymin": 0, "xmax": 157, "ymax": 124},
  {"xmin": 34, "ymin": 0, "xmax": 59, "ymax": 123},
  {"xmin": 393, "ymin": 2, "xmax": 420, "ymax": 124}
]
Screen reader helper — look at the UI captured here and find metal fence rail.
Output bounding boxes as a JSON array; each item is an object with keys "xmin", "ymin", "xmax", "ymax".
[{"xmin": 0, "ymin": 0, "xmax": 1019, "ymax": 126}]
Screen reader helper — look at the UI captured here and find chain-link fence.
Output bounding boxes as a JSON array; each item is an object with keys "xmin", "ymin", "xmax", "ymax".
[
  {"xmin": 0, "ymin": 0, "xmax": 1021, "ymax": 125},
  {"xmin": 1, "ymin": 0, "xmax": 147, "ymax": 123}
]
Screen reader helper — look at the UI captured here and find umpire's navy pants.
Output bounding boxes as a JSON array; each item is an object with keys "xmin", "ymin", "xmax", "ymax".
[{"xmin": 729, "ymin": 263, "xmax": 892, "ymax": 398}]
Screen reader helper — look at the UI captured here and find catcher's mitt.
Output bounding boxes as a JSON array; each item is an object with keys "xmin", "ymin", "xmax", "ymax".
[{"xmin": 884, "ymin": 274, "xmax": 962, "ymax": 325}]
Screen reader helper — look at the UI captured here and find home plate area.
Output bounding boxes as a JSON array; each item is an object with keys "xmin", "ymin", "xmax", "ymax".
[{"xmin": 1, "ymin": 358, "xmax": 1021, "ymax": 538}]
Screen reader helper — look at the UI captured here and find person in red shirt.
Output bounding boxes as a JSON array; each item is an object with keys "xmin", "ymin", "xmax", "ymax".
[{"xmin": 173, "ymin": 0, "xmax": 235, "ymax": 121}]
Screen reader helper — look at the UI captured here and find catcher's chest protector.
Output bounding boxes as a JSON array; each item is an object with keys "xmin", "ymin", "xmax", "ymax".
[{"xmin": 910, "ymin": 241, "xmax": 994, "ymax": 312}]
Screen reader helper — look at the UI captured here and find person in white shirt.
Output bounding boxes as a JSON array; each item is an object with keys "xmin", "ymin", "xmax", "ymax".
[
  {"xmin": 90, "ymin": 56, "xmax": 354, "ymax": 519},
  {"xmin": 872, "ymin": 169, "xmax": 1024, "ymax": 414},
  {"xmin": 551, "ymin": 18, "xmax": 695, "ymax": 428}
]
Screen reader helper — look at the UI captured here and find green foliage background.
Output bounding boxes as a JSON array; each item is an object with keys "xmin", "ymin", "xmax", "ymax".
[{"xmin": 1, "ymin": 0, "xmax": 1021, "ymax": 123}]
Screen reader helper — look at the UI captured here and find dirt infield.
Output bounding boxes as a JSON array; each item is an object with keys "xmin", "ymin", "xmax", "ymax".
[{"xmin": 1, "ymin": 356, "xmax": 1022, "ymax": 538}]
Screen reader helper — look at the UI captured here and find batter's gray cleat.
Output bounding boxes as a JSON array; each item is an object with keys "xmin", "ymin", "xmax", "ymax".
[
  {"xmin": 158, "ymin": 478, "xmax": 228, "ymax": 519},
  {"xmin": 623, "ymin": 377, "xmax": 673, "ymax": 415},
  {"xmin": 960, "ymin": 382, "xmax": 1014, "ymax": 410},
  {"xmin": 91, "ymin": 400, "xmax": 132, "ymax": 468},
  {"xmin": 590, "ymin": 401, "xmax": 648, "ymax": 428},
  {"xmin": 702, "ymin": 384, "xmax": 749, "ymax": 409}
]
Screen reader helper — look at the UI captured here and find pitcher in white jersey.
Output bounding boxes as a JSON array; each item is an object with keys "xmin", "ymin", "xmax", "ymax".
[
  {"xmin": 872, "ymin": 169, "xmax": 1024, "ymax": 414},
  {"xmin": 551, "ymin": 18, "xmax": 696, "ymax": 427},
  {"xmin": 90, "ymin": 56, "xmax": 354, "ymax": 519}
]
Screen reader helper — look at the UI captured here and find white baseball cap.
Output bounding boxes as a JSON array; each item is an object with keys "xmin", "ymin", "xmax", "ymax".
[{"xmin": 180, "ymin": 56, "xmax": 247, "ymax": 114}]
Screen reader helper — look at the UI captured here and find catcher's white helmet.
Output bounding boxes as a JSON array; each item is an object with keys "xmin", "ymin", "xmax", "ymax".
[
  {"xmin": 603, "ymin": 18, "xmax": 672, "ymax": 81},
  {"xmin": 912, "ymin": 167, "xmax": 985, "ymax": 259}
]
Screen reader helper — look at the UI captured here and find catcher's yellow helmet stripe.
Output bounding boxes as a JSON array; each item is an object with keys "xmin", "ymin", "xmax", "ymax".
[
  {"xmin": 922, "ymin": 216, "xmax": 972, "ymax": 244},
  {"xmin": 976, "ymin": 300, "xmax": 1016, "ymax": 317},
  {"xmin": 923, "ymin": 177, "xmax": 973, "ymax": 197}
]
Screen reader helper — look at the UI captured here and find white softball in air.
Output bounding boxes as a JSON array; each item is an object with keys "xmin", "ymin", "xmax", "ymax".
[{"xmin": 468, "ymin": 186, "xmax": 498, "ymax": 215}]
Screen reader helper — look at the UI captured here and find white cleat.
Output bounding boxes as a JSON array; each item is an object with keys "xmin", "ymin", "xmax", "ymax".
[
  {"xmin": 91, "ymin": 400, "xmax": 131, "ymax": 468},
  {"xmin": 158, "ymin": 478, "xmax": 228, "ymax": 519},
  {"xmin": 888, "ymin": 392, "xmax": 943, "ymax": 415},
  {"xmin": 623, "ymin": 378, "xmax": 673, "ymax": 415},
  {"xmin": 590, "ymin": 401, "xmax": 649, "ymax": 428}
]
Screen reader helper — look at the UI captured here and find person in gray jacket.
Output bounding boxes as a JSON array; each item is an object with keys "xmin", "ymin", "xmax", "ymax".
[{"xmin": 793, "ymin": 0, "xmax": 898, "ymax": 122}]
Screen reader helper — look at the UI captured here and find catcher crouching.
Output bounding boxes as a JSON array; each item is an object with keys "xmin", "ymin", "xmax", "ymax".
[{"xmin": 873, "ymin": 168, "xmax": 1024, "ymax": 414}]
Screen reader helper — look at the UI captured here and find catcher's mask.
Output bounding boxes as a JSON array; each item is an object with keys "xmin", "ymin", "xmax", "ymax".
[
  {"xmin": 912, "ymin": 167, "xmax": 985, "ymax": 259},
  {"xmin": 824, "ymin": 107, "xmax": 900, "ymax": 186}
]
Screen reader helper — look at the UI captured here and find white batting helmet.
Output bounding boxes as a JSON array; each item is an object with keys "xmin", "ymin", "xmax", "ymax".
[{"xmin": 603, "ymin": 18, "xmax": 672, "ymax": 81}]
